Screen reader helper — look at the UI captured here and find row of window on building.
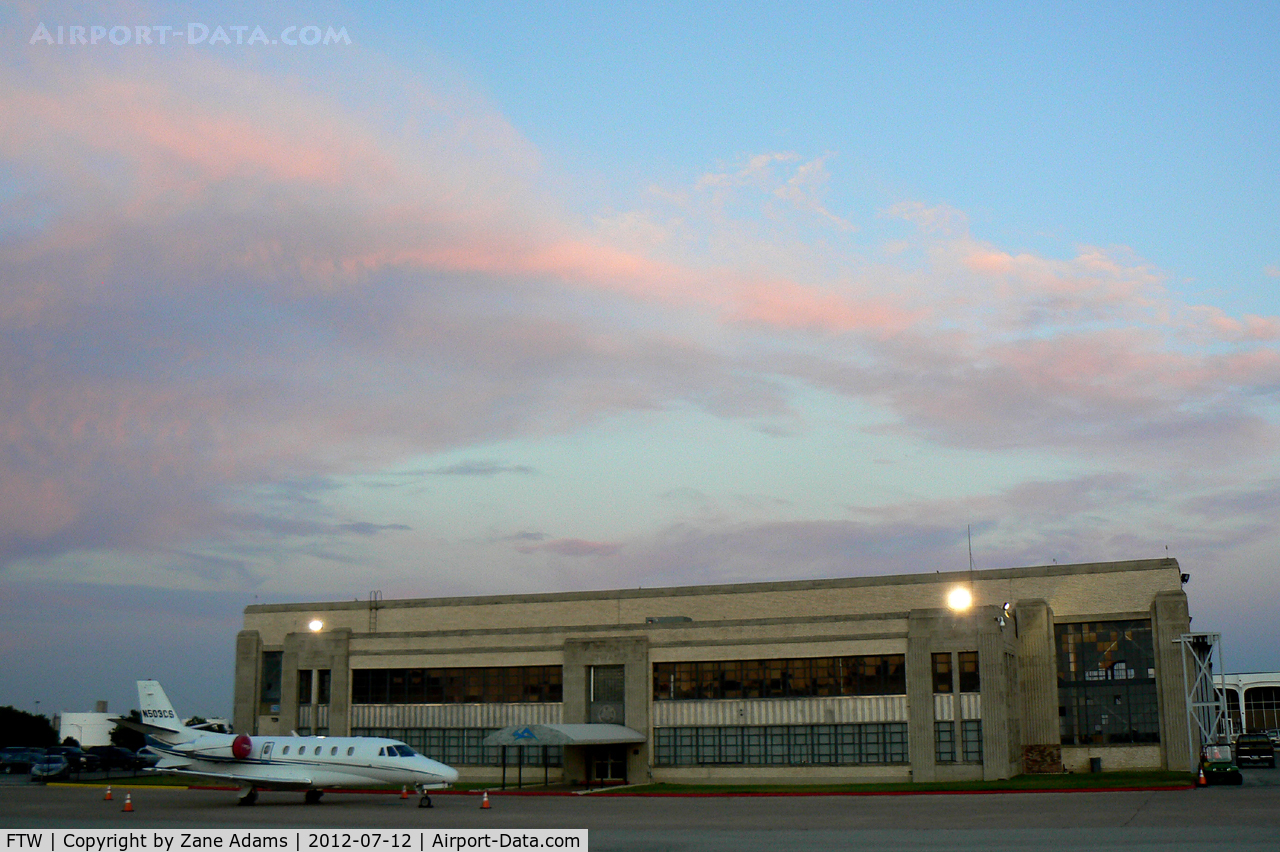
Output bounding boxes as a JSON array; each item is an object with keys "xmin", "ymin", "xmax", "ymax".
[
  {"xmin": 351, "ymin": 727, "xmax": 565, "ymax": 767},
  {"xmin": 652, "ymin": 655, "xmax": 910, "ymax": 700},
  {"xmin": 647, "ymin": 721, "xmax": 984, "ymax": 766},
  {"xmin": 351, "ymin": 665, "xmax": 565, "ymax": 705},
  {"xmin": 262, "ymin": 619, "xmax": 1161, "ymax": 748},
  {"xmin": 653, "ymin": 723, "xmax": 911, "ymax": 766}
]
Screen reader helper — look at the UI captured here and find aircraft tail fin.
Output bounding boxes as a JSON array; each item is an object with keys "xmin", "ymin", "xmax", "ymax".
[{"xmin": 137, "ymin": 680, "xmax": 188, "ymax": 735}]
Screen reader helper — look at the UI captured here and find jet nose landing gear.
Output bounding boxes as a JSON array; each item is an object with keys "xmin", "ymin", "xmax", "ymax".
[{"xmin": 415, "ymin": 784, "xmax": 433, "ymax": 808}]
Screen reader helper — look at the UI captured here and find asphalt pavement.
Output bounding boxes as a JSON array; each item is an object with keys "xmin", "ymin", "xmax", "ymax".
[{"xmin": 2, "ymin": 770, "xmax": 1279, "ymax": 851}]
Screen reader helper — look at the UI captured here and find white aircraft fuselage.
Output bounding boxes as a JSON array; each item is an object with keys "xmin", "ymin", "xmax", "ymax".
[{"xmin": 122, "ymin": 680, "xmax": 458, "ymax": 806}]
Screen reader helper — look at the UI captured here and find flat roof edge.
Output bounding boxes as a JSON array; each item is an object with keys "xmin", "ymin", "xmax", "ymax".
[{"xmin": 243, "ymin": 557, "xmax": 1180, "ymax": 614}]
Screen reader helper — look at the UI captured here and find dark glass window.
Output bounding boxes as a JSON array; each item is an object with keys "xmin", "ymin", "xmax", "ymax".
[
  {"xmin": 317, "ymin": 669, "xmax": 331, "ymax": 704},
  {"xmin": 350, "ymin": 666, "xmax": 563, "ymax": 705},
  {"xmin": 297, "ymin": 669, "xmax": 313, "ymax": 704},
  {"xmin": 1057, "ymin": 620, "xmax": 1159, "ymax": 745},
  {"xmin": 932, "ymin": 653, "xmax": 953, "ymax": 694},
  {"xmin": 652, "ymin": 654, "xmax": 908, "ymax": 700},
  {"xmin": 1244, "ymin": 686, "xmax": 1280, "ymax": 732},
  {"xmin": 958, "ymin": 651, "xmax": 980, "ymax": 693},
  {"xmin": 260, "ymin": 651, "xmax": 283, "ymax": 711}
]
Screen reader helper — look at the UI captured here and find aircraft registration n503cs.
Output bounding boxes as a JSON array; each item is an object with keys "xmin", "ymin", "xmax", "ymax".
[{"xmin": 116, "ymin": 680, "xmax": 458, "ymax": 806}]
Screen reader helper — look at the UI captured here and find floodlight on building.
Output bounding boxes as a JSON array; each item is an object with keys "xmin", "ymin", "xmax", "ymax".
[
  {"xmin": 947, "ymin": 586, "xmax": 972, "ymax": 612},
  {"xmin": 308, "ymin": 619, "xmax": 324, "ymax": 632}
]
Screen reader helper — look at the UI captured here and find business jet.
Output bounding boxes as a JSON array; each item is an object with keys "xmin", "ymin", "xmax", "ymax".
[{"xmin": 115, "ymin": 680, "xmax": 458, "ymax": 807}]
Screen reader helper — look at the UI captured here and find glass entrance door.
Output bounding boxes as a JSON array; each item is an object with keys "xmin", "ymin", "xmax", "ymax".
[{"xmin": 587, "ymin": 744, "xmax": 627, "ymax": 786}]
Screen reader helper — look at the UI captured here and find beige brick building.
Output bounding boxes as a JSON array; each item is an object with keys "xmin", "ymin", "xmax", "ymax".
[{"xmin": 235, "ymin": 558, "xmax": 1194, "ymax": 785}]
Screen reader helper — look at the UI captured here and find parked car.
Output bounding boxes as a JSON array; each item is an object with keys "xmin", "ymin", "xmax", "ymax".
[
  {"xmin": 85, "ymin": 746, "xmax": 141, "ymax": 772},
  {"xmin": 1235, "ymin": 733, "xmax": 1276, "ymax": 768},
  {"xmin": 29, "ymin": 754, "xmax": 70, "ymax": 782},
  {"xmin": 1201, "ymin": 743, "xmax": 1243, "ymax": 785},
  {"xmin": 45, "ymin": 746, "xmax": 99, "ymax": 772},
  {"xmin": 135, "ymin": 746, "xmax": 161, "ymax": 768},
  {"xmin": 0, "ymin": 747, "xmax": 44, "ymax": 774}
]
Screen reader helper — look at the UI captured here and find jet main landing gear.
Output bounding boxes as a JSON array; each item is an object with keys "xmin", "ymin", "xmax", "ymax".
[
  {"xmin": 237, "ymin": 787, "xmax": 258, "ymax": 806},
  {"xmin": 304, "ymin": 789, "xmax": 324, "ymax": 805}
]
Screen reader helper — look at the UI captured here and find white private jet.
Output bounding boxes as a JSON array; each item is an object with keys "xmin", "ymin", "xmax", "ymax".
[{"xmin": 116, "ymin": 680, "xmax": 458, "ymax": 807}]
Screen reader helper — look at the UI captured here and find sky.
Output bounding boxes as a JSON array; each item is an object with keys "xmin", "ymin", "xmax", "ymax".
[{"xmin": 2, "ymin": 1, "xmax": 1278, "ymax": 722}]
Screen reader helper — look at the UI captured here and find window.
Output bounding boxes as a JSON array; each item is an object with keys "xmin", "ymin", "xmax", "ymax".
[
  {"xmin": 932, "ymin": 653, "xmax": 953, "ymax": 693},
  {"xmin": 347, "ymin": 746, "xmax": 354, "ymax": 756},
  {"xmin": 1057, "ymin": 620, "xmax": 1160, "ymax": 745},
  {"xmin": 961, "ymin": 720, "xmax": 983, "ymax": 762},
  {"xmin": 958, "ymin": 652, "xmax": 980, "ymax": 693},
  {"xmin": 282, "ymin": 746, "xmax": 290, "ymax": 755},
  {"xmin": 318, "ymin": 669, "xmax": 331, "ymax": 704},
  {"xmin": 652, "ymin": 655, "xmax": 908, "ymax": 700},
  {"xmin": 298, "ymin": 669, "xmax": 313, "ymax": 704},
  {"xmin": 260, "ymin": 651, "xmax": 282, "ymax": 712},
  {"xmin": 351, "ymin": 666, "xmax": 563, "ymax": 705},
  {"xmin": 1244, "ymin": 686, "xmax": 1280, "ymax": 732},
  {"xmin": 935, "ymin": 721, "xmax": 955, "ymax": 763},
  {"xmin": 653, "ymin": 724, "xmax": 909, "ymax": 766},
  {"xmin": 350, "ymin": 727, "xmax": 562, "ymax": 767},
  {"xmin": 330, "ymin": 747, "xmax": 337, "ymax": 756}
]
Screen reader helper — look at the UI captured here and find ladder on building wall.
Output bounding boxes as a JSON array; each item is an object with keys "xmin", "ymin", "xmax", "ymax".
[{"xmin": 368, "ymin": 590, "xmax": 382, "ymax": 633}]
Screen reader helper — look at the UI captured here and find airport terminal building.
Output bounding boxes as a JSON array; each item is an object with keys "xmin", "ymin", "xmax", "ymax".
[{"xmin": 234, "ymin": 558, "xmax": 1195, "ymax": 785}]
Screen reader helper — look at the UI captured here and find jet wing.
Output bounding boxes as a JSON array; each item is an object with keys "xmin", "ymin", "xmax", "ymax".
[{"xmin": 148, "ymin": 767, "xmax": 314, "ymax": 789}]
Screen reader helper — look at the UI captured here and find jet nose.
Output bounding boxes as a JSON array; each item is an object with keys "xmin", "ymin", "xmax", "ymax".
[{"xmin": 443, "ymin": 764, "xmax": 460, "ymax": 784}]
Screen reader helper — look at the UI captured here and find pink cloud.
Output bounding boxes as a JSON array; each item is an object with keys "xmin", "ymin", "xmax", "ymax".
[{"xmin": 517, "ymin": 538, "xmax": 621, "ymax": 557}]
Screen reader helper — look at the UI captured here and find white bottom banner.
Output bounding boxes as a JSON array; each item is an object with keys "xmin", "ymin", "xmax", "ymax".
[{"xmin": 10, "ymin": 831, "xmax": 588, "ymax": 852}]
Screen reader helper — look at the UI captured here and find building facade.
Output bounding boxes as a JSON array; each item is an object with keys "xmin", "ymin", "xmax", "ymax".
[
  {"xmin": 234, "ymin": 558, "xmax": 1195, "ymax": 784},
  {"xmin": 1219, "ymin": 673, "xmax": 1280, "ymax": 737}
]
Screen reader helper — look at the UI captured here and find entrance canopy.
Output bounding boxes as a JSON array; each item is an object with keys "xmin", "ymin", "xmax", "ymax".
[{"xmin": 483, "ymin": 724, "xmax": 645, "ymax": 747}]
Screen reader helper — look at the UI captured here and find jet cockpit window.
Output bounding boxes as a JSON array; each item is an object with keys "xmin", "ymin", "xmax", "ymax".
[{"xmin": 394, "ymin": 745, "xmax": 415, "ymax": 757}]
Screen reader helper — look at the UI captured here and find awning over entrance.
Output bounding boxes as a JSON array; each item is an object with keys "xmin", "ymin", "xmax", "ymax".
[{"xmin": 483, "ymin": 724, "xmax": 645, "ymax": 747}]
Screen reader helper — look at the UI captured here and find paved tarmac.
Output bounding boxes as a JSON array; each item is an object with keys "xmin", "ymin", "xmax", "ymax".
[{"xmin": 2, "ymin": 772, "xmax": 1279, "ymax": 852}]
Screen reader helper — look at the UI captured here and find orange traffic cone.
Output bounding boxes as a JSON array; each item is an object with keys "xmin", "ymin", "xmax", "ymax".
[
  {"xmin": 104, "ymin": 786, "xmax": 113, "ymax": 801},
  {"xmin": 123, "ymin": 794, "xmax": 134, "ymax": 812},
  {"xmin": 400, "ymin": 785, "xmax": 409, "ymax": 799},
  {"xmin": 1196, "ymin": 766, "xmax": 1208, "ymax": 787},
  {"xmin": 480, "ymin": 792, "xmax": 491, "ymax": 810}
]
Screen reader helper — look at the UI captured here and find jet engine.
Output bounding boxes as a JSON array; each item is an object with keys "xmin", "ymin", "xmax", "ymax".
[{"xmin": 188, "ymin": 733, "xmax": 254, "ymax": 761}]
